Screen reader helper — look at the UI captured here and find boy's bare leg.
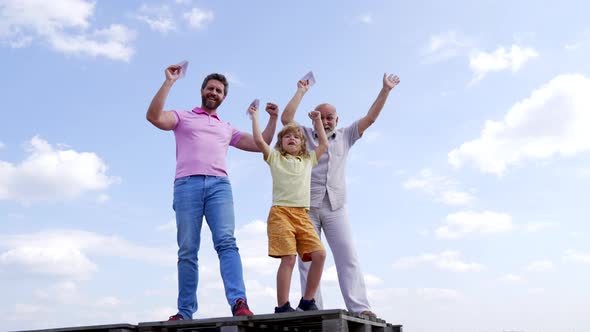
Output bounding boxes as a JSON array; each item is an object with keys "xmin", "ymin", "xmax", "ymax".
[
  {"xmin": 303, "ymin": 250, "xmax": 326, "ymax": 299},
  {"xmin": 277, "ymin": 255, "xmax": 296, "ymax": 305}
]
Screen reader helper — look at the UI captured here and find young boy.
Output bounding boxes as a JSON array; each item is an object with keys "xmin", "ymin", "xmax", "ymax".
[{"xmin": 249, "ymin": 102, "xmax": 328, "ymax": 313}]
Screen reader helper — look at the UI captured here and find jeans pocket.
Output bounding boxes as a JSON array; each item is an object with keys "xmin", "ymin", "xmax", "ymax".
[{"xmin": 174, "ymin": 176, "xmax": 190, "ymax": 187}]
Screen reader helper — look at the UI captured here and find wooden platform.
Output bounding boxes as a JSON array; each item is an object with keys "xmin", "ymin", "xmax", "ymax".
[{"xmin": 16, "ymin": 310, "xmax": 402, "ymax": 332}]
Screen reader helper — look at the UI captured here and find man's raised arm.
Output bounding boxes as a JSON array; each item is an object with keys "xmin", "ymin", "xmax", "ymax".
[
  {"xmin": 146, "ymin": 65, "xmax": 182, "ymax": 131},
  {"xmin": 357, "ymin": 73, "xmax": 400, "ymax": 136},
  {"xmin": 281, "ymin": 80, "xmax": 311, "ymax": 125}
]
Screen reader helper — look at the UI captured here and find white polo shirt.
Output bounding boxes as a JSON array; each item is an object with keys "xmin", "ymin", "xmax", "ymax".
[{"xmin": 301, "ymin": 120, "xmax": 361, "ymax": 210}]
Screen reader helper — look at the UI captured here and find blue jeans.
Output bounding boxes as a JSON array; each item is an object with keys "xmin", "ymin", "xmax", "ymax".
[{"xmin": 173, "ymin": 175, "xmax": 246, "ymax": 319}]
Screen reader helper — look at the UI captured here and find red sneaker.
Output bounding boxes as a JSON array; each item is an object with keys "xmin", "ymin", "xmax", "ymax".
[
  {"xmin": 168, "ymin": 313, "xmax": 184, "ymax": 321},
  {"xmin": 232, "ymin": 298, "xmax": 253, "ymax": 316}
]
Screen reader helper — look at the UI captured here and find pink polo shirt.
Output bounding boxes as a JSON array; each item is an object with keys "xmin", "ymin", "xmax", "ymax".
[{"xmin": 171, "ymin": 107, "xmax": 243, "ymax": 179}]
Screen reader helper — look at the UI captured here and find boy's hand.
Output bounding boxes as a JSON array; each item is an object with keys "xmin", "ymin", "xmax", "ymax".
[
  {"xmin": 248, "ymin": 105, "xmax": 258, "ymax": 118},
  {"xmin": 297, "ymin": 80, "xmax": 311, "ymax": 94},
  {"xmin": 308, "ymin": 110, "xmax": 321, "ymax": 122},
  {"xmin": 383, "ymin": 73, "xmax": 400, "ymax": 91},
  {"xmin": 165, "ymin": 65, "xmax": 182, "ymax": 82},
  {"xmin": 265, "ymin": 102, "xmax": 279, "ymax": 117}
]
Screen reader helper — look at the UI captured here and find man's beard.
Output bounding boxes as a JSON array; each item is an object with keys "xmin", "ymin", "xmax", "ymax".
[{"xmin": 202, "ymin": 96, "xmax": 222, "ymax": 110}]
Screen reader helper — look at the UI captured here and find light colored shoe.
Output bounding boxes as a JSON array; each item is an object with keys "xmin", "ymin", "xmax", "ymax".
[{"xmin": 359, "ymin": 310, "xmax": 377, "ymax": 318}]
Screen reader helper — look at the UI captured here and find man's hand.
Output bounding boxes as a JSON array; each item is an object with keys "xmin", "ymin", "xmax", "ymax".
[
  {"xmin": 383, "ymin": 73, "xmax": 400, "ymax": 91},
  {"xmin": 166, "ymin": 65, "xmax": 182, "ymax": 82},
  {"xmin": 265, "ymin": 102, "xmax": 279, "ymax": 117},
  {"xmin": 308, "ymin": 110, "xmax": 321, "ymax": 122},
  {"xmin": 297, "ymin": 79, "xmax": 311, "ymax": 94}
]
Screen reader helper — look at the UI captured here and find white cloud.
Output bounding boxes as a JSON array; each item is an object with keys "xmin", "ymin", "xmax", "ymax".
[
  {"xmin": 94, "ymin": 296, "xmax": 122, "ymax": 309},
  {"xmin": 236, "ymin": 219, "xmax": 266, "ymax": 237},
  {"xmin": 97, "ymin": 194, "xmax": 110, "ymax": 204},
  {"xmin": 403, "ymin": 169, "xmax": 475, "ymax": 206},
  {"xmin": 363, "ymin": 131, "xmax": 384, "ymax": 144},
  {"xmin": 416, "ymin": 288, "xmax": 462, "ymax": 301},
  {"xmin": 0, "ymin": 230, "xmax": 175, "ymax": 279},
  {"xmin": 523, "ymin": 222, "xmax": 557, "ymax": 233},
  {"xmin": 437, "ymin": 191, "xmax": 475, "ymax": 206},
  {"xmin": 49, "ymin": 281, "xmax": 80, "ymax": 303},
  {"xmin": 46, "ymin": 24, "xmax": 135, "ymax": 61},
  {"xmin": 364, "ymin": 273, "xmax": 384, "ymax": 288},
  {"xmin": 322, "ymin": 265, "xmax": 338, "ymax": 284},
  {"xmin": 449, "ymin": 74, "xmax": 590, "ymax": 175},
  {"xmin": 6, "ymin": 35, "xmax": 33, "ymax": 48},
  {"xmin": 236, "ymin": 220, "xmax": 277, "ymax": 275},
  {"xmin": 223, "ymin": 72, "xmax": 244, "ymax": 87},
  {"xmin": 0, "ymin": 141, "xmax": 5, "ymax": 149},
  {"xmin": 367, "ymin": 160, "xmax": 393, "ymax": 168},
  {"xmin": 498, "ymin": 274, "xmax": 525, "ymax": 283},
  {"xmin": 356, "ymin": 13, "xmax": 373, "ymax": 24},
  {"xmin": 423, "ymin": 34, "xmax": 537, "ymax": 83},
  {"xmin": 469, "ymin": 45, "xmax": 538, "ymax": 83},
  {"xmin": 565, "ymin": 42, "xmax": 581, "ymax": 51},
  {"xmin": 523, "ymin": 260, "xmax": 554, "ymax": 272},
  {"xmin": 156, "ymin": 220, "xmax": 176, "ymax": 233},
  {"xmin": 528, "ymin": 287, "xmax": 545, "ymax": 295},
  {"xmin": 0, "ymin": 245, "xmax": 97, "ymax": 279},
  {"xmin": 563, "ymin": 249, "xmax": 590, "ymax": 264},
  {"xmin": 183, "ymin": 7, "xmax": 214, "ymax": 30},
  {"xmin": 14, "ymin": 303, "xmax": 49, "ymax": 315},
  {"xmin": 135, "ymin": 5, "xmax": 176, "ymax": 34},
  {"xmin": 244, "ymin": 279, "xmax": 275, "ymax": 299},
  {"xmin": 392, "ymin": 250, "xmax": 484, "ymax": 272},
  {"xmin": 0, "ymin": 0, "xmax": 135, "ymax": 61},
  {"xmin": 435, "ymin": 210, "xmax": 513, "ymax": 239},
  {"xmin": 423, "ymin": 30, "xmax": 472, "ymax": 62},
  {"xmin": 0, "ymin": 136, "xmax": 118, "ymax": 204}
]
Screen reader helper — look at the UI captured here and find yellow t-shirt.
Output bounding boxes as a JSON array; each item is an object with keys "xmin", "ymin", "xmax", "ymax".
[{"xmin": 265, "ymin": 149, "xmax": 318, "ymax": 208}]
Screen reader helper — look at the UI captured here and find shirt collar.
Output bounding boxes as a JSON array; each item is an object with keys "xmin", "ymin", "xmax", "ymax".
[
  {"xmin": 192, "ymin": 107, "xmax": 220, "ymax": 120},
  {"xmin": 314, "ymin": 130, "xmax": 336, "ymax": 139}
]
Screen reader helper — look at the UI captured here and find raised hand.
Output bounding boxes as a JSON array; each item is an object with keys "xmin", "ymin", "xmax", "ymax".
[
  {"xmin": 165, "ymin": 65, "xmax": 182, "ymax": 82},
  {"xmin": 297, "ymin": 79, "xmax": 311, "ymax": 94},
  {"xmin": 265, "ymin": 102, "xmax": 279, "ymax": 117},
  {"xmin": 248, "ymin": 105, "xmax": 258, "ymax": 118},
  {"xmin": 308, "ymin": 110, "xmax": 321, "ymax": 122},
  {"xmin": 383, "ymin": 73, "xmax": 400, "ymax": 91}
]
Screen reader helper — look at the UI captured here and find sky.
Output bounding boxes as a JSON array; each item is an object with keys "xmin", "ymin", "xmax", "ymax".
[{"xmin": 1, "ymin": 0, "xmax": 590, "ymax": 331}]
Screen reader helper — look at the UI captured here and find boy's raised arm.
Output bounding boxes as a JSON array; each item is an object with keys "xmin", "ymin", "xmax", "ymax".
[
  {"xmin": 249, "ymin": 103, "xmax": 274, "ymax": 160},
  {"xmin": 309, "ymin": 111, "xmax": 328, "ymax": 159},
  {"xmin": 281, "ymin": 80, "xmax": 311, "ymax": 125},
  {"xmin": 261, "ymin": 103, "xmax": 278, "ymax": 144}
]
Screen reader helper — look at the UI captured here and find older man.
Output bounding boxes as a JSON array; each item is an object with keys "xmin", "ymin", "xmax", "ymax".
[{"xmin": 281, "ymin": 73, "xmax": 400, "ymax": 317}]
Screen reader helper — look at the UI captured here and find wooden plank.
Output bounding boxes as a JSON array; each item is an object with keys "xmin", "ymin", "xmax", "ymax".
[
  {"xmin": 16, "ymin": 309, "xmax": 402, "ymax": 332},
  {"xmin": 17, "ymin": 324, "xmax": 137, "ymax": 332}
]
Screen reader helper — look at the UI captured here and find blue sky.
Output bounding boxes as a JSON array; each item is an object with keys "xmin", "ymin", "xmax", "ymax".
[{"xmin": 1, "ymin": 1, "xmax": 590, "ymax": 331}]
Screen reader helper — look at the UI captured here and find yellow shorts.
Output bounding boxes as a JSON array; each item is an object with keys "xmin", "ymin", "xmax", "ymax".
[{"xmin": 267, "ymin": 206, "xmax": 324, "ymax": 262}]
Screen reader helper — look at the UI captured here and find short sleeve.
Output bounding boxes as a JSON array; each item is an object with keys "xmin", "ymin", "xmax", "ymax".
[
  {"xmin": 170, "ymin": 110, "xmax": 181, "ymax": 130},
  {"xmin": 229, "ymin": 127, "xmax": 243, "ymax": 147},
  {"xmin": 343, "ymin": 120, "xmax": 362, "ymax": 147},
  {"xmin": 265, "ymin": 149, "xmax": 278, "ymax": 165},
  {"xmin": 310, "ymin": 151, "xmax": 318, "ymax": 166}
]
